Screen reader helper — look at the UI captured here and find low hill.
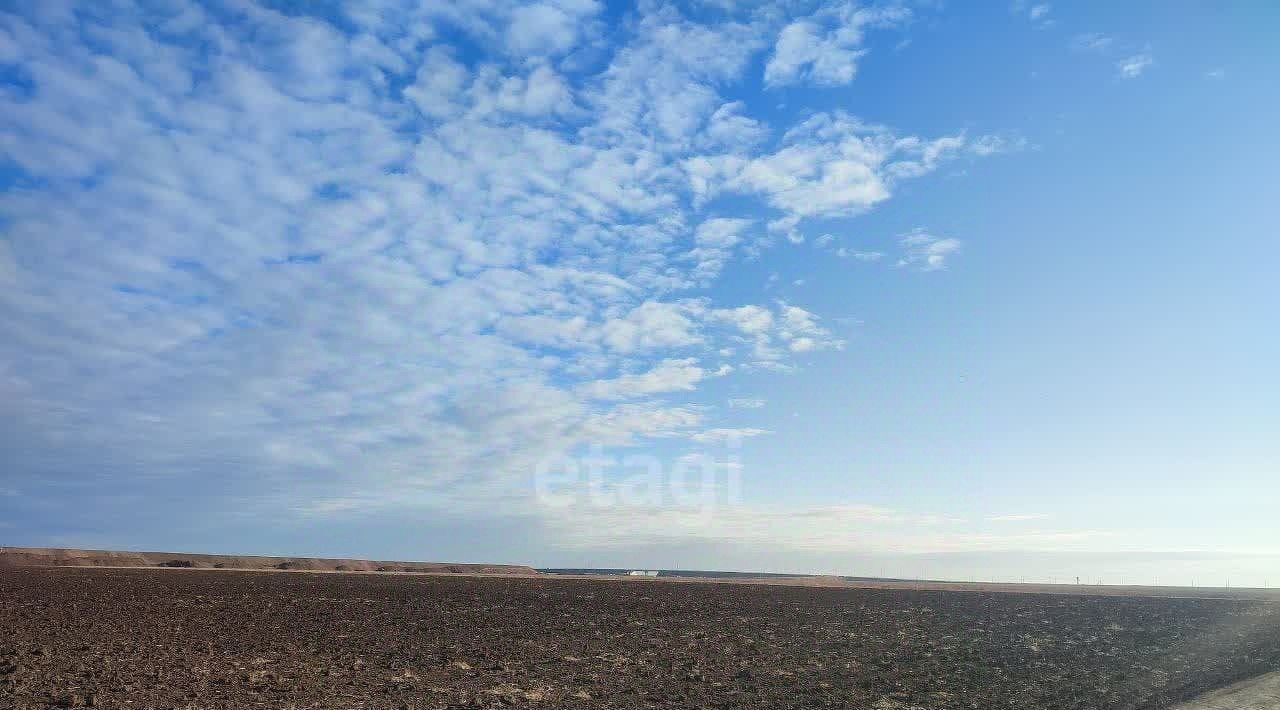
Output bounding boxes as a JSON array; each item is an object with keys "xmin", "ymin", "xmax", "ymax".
[{"xmin": 0, "ymin": 546, "xmax": 539, "ymax": 575}]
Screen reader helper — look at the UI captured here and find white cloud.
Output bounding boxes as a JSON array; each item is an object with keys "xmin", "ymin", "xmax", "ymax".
[
  {"xmin": 988, "ymin": 513, "xmax": 1051, "ymax": 522},
  {"xmin": 715, "ymin": 304, "xmax": 774, "ymax": 335},
  {"xmin": 896, "ymin": 229, "xmax": 962, "ymax": 271},
  {"xmin": 709, "ymin": 302, "xmax": 841, "ymax": 366},
  {"xmin": 778, "ymin": 305, "xmax": 827, "ymax": 345},
  {"xmin": 579, "ymin": 404, "xmax": 703, "ymax": 446},
  {"xmin": 814, "ymin": 231, "xmax": 896, "ymax": 264},
  {"xmin": 496, "ymin": 64, "xmax": 577, "ymax": 116},
  {"xmin": 764, "ymin": 3, "xmax": 910, "ymax": 88},
  {"xmin": 505, "ymin": 1, "xmax": 601, "ymax": 57},
  {"xmin": 815, "ymin": 233, "xmax": 887, "ymax": 263},
  {"xmin": 689, "ymin": 217, "xmax": 752, "ymax": 283},
  {"xmin": 699, "ymin": 101, "xmax": 768, "ymax": 151},
  {"xmin": 580, "ymin": 359, "xmax": 705, "ymax": 400},
  {"xmin": 584, "ymin": 7, "xmax": 768, "ymax": 150},
  {"xmin": 1116, "ymin": 52, "xmax": 1154, "ymax": 79},
  {"xmin": 600, "ymin": 301, "xmax": 704, "ymax": 353},
  {"xmin": 1012, "ymin": 0, "xmax": 1053, "ymax": 28},
  {"xmin": 967, "ymin": 134, "xmax": 1027, "ymax": 157},
  {"xmin": 691, "ymin": 113, "xmax": 1014, "ymax": 236},
  {"xmin": 404, "ymin": 47, "xmax": 469, "ymax": 119}
]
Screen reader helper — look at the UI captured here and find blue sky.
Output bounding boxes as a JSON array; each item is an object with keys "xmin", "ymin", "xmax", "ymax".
[{"xmin": 2, "ymin": 1, "xmax": 1277, "ymax": 585}]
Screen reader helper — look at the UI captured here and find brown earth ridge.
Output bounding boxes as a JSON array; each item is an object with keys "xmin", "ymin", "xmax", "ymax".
[
  {"xmin": 0, "ymin": 546, "xmax": 537, "ymax": 575},
  {"xmin": 5, "ymin": 546, "xmax": 1280, "ymax": 604}
]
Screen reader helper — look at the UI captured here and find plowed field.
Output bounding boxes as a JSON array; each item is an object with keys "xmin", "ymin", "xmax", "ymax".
[{"xmin": 3, "ymin": 567, "xmax": 1279, "ymax": 709}]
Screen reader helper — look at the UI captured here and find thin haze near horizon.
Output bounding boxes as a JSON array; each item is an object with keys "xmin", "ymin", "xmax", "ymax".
[{"xmin": 1, "ymin": 1, "xmax": 1276, "ymax": 586}]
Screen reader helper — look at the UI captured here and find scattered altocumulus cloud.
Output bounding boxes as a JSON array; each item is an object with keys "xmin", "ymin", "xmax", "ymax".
[{"xmin": 0, "ymin": 0, "xmax": 1012, "ymax": 551}]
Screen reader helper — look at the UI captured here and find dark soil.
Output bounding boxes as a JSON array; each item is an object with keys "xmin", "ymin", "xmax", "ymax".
[{"xmin": 2, "ymin": 567, "xmax": 1278, "ymax": 709}]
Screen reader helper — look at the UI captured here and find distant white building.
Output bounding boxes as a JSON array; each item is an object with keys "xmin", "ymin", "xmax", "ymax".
[{"xmin": 627, "ymin": 570, "xmax": 659, "ymax": 577}]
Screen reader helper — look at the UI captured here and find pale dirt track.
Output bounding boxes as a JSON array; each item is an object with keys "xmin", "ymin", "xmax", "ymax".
[{"xmin": 1172, "ymin": 670, "xmax": 1280, "ymax": 709}]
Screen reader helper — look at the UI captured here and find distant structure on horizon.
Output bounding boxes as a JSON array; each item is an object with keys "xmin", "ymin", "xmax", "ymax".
[{"xmin": 627, "ymin": 570, "xmax": 659, "ymax": 577}]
